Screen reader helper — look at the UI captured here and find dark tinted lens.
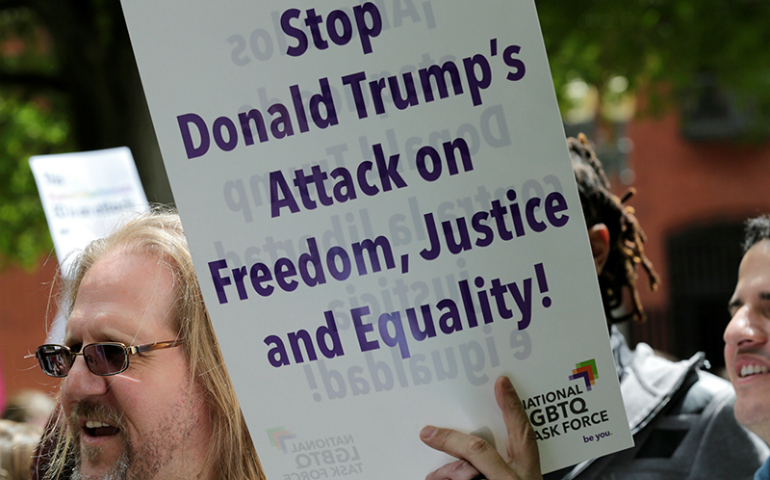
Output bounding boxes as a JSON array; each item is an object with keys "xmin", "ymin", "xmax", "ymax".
[
  {"xmin": 36, "ymin": 345, "xmax": 72, "ymax": 377},
  {"xmin": 83, "ymin": 343, "xmax": 128, "ymax": 375}
]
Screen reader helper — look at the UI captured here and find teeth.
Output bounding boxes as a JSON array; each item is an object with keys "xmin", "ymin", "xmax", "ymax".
[
  {"xmin": 85, "ymin": 420, "xmax": 111, "ymax": 429},
  {"xmin": 740, "ymin": 364, "xmax": 769, "ymax": 378}
]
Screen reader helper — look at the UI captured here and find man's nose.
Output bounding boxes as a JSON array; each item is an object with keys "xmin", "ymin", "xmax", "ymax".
[
  {"xmin": 61, "ymin": 354, "xmax": 109, "ymax": 400},
  {"xmin": 724, "ymin": 305, "xmax": 769, "ymax": 348}
]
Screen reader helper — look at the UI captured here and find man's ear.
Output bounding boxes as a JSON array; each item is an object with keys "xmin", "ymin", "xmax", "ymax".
[{"xmin": 588, "ymin": 223, "xmax": 610, "ymax": 275}]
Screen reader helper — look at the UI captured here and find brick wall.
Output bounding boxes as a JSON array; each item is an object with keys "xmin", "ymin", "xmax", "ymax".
[{"xmin": 0, "ymin": 260, "xmax": 60, "ymax": 402}]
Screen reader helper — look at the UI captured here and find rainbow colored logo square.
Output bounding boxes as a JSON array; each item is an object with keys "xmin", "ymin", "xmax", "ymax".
[
  {"xmin": 569, "ymin": 359, "xmax": 598, "ymax": 391},
  {"xmin": 267, "ymin": 427, "xmax": 296, "ymax": 453}
]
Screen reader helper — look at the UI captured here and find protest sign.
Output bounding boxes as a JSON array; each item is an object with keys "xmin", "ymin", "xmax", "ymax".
[
  {"xmin": 121, "ymin": 1, "xmax": 633, "ymax": 476},
  {"xmin": 30, "ymin": 147, "xmax": 149, "ymax": 342},
  {"xmin": 29, "ymin": 147, "xmax": 149, "ymax": 270}
]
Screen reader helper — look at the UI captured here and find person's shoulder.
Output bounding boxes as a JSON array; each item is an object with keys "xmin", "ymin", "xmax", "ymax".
[{"xmin": 684, "ymin": 370, "xmax": 770, "ymax": 476}]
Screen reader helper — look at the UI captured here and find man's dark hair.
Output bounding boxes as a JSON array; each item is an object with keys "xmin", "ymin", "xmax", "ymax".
[
  {"xmin": 743, "ymin": 215, "xmax": 770, "ymax": 253},
  {"xmin": 568, "ymin": 133, "xmax": 659, "ymax": 323}
]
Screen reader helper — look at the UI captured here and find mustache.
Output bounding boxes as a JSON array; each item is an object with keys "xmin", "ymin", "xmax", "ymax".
[
  {"xmin": 68, "ymin": 401, "xmax": 134, "ymax": 473},
  {"xmin": 734, "ymin": 345, "xmax": 770, "ymax": 360},
  {"xmin": 69, "ymin": 401, "xmax": 127, "ymax": 430}
]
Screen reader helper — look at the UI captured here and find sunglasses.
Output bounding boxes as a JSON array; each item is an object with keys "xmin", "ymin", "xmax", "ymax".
[{"xmin": 35, "ymin": 341, "xmax": 183, "ymax": 377}]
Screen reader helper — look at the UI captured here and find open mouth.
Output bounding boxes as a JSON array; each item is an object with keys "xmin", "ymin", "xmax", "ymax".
[
  {"xmin": 84, "ymin": 420, "xmax": 119, "ymax": 437},
  {"xmin": 740, "ymin": 364, "xmax": 769, "ymax": 378}
]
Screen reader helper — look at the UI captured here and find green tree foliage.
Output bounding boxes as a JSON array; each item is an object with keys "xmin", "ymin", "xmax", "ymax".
[
  {"xmin": 0, "ymin": 7, "xmax": 72, "ymax": 269},
  {"xmin": 0, "ymin": 93, "xmax": 70, "ymax": 269},
  {"xmin": 537, "ymin": 0, "xmax": 770, "ymax": 133}
]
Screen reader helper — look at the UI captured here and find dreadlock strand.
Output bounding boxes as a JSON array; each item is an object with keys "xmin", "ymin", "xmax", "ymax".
[
  {"xmin": 576, "ymin": 133, "xmax": 611, "ymax": 189},
  {"xmin": 569, "ymin": 134, "xmax": 659, "ymax": 324}
]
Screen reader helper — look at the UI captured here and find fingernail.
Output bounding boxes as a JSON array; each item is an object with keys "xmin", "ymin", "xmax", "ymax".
[{"xmin": 420, "ymin": 426, "xmax": 436, "ymax": 439}]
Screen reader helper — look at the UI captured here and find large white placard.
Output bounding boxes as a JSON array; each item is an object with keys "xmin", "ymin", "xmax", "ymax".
[{"xmin": 121, "ymin": 1, "xmax": 633, "ymax": 476}]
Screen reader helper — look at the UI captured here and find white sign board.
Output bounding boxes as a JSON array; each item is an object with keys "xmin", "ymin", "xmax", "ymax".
[
  {"xmin": 121, "ymin": 1, "xmax": 632, "ymax": 476},
  {"xmin": 30, "ymin": 147, "xmax": 150, "ymax": 270}
]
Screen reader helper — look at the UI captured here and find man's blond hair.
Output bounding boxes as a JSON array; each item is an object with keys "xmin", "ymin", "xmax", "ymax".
[{"xmin": 42, "ymin": 207, "xmax": 264, "ymax": 480}]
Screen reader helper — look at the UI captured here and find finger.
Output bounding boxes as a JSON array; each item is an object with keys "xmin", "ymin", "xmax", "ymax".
[
  {"xmin": 420, "ymin": 425, "xmax": 512, "ymax": 478},
  {"xmin": 495, "ymin": 376, "xmax": 541, "ymax": 477},
  {"xmin": 425, "ymin": 459, "xmax": 481, "ymax": 480}
]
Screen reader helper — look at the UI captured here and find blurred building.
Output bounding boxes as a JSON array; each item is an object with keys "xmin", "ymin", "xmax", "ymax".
[{"xmin": 565, "ymin": 76, "xmax": 770, "ymax": 374}]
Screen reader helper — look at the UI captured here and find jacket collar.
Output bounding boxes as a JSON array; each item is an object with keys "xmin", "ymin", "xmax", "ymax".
[{"xmin": 611, "ymin": 326, "xmax": 704, "ymax": 433}]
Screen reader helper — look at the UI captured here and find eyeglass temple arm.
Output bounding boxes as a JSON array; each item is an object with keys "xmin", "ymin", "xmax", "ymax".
[{"xmin": 128, "ymin": 340, "xmax": 183, "ymax": 355}]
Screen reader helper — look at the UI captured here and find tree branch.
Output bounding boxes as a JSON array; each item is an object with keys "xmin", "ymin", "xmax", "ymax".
[{"xmin": 0, "ymin": 71, "xmax": 65, "ymax": 92}]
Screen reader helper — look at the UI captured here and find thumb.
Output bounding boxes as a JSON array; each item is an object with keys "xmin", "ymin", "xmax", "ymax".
[{"xmin": 496, "ymin": 376, "xmax": 541, "ymax": 477}]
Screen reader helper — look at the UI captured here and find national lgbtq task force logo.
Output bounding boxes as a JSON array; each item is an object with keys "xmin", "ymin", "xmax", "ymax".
[
  {"xmin": 569, "ymin": 359, "xmax": 598, "ymax": 391},
  {"xmin": 267, "ymin": 427, "xmax": 296, "ymax": 453}
]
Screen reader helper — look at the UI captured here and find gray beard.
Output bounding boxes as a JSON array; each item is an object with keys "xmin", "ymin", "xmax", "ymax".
[
  {"xmin": 67, "ymin": 403, "xmax": 164, "ymax": 480},
  {"xmin": 66, "ymin": 379, "xmax": 203, "ymax": 480},
  {"xmin": 70, "ymin": 449, "xmax": 130, "ymax": 480},
  {"xmin": 69, "ymin": 431, "xmax": 165, "ymax": 480}
]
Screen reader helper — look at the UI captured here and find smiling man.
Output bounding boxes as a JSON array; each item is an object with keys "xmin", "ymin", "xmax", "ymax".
[
  {"xmin": 725, "ymin": 215, "xmax": 770, "ymax": 480},
  {"xmin": 34, "ymin": 210, "xmax": 265, "ymax": 480}
]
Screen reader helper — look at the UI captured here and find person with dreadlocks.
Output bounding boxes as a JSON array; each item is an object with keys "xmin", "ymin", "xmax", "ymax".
[
  {"xmin": 422, "ymin": 134, "xmax": 768, "ymax": 480},
  {"xmin": 570, "ymin": 133, "xmax": 657, "ymax": 325}
]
